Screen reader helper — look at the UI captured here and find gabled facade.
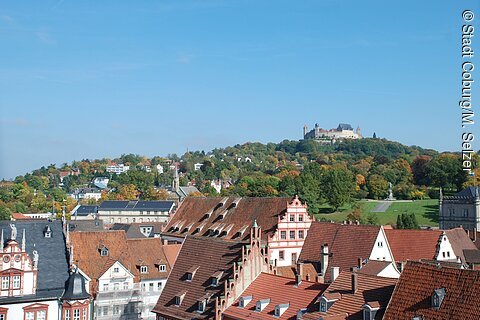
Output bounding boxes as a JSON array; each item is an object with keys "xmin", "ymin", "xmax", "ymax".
[
  {"xmin": 268, "ymin": 196, "xmax": 313, "ymax": 267},
  {"xmin": 0, "ymin": 221, "xmax": 90, "ymax": 320},
  {"xmin": 69, "ymin": 230, "xmax": 176, "ymax": 320}
]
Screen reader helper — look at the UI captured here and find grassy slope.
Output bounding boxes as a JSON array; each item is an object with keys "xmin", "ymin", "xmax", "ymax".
[{"xmin": 315, "ymin": 199, "xmax": 439, "ymax": 227}]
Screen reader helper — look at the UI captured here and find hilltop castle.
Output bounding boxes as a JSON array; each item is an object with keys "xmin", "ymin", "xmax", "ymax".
[{"xmin": 303, "ymin": 123, "xmax": 362, "ymax": 142}]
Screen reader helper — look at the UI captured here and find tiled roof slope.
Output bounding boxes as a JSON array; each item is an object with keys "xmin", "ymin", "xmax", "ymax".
[
  {"xmin": 384, "ymin": 261, "xmax": 480, "ymax": 320},
  {"xmin": 384, "ymin": 228, "xmax": 476, "ymax": 263},
  {"xmin": 299, "ymin": 222, "xmax": 379, "ymax": 280},
  {"xmin": 356, "ymin": 260, "xmax": 391, "ymax": 276},
  {"xmin": 152, "ymin": 237, "xmax": 244, "ymax": 319},
  {"xmin": 303, "ymin": 272, "xmax": 396, "ymax": 320},
  {"xmin": 70, "ymin": 230, "xmax": 171, "ymax": 293},
  {"xmin": 0, "ymin": 220, "xmax": 70, "ymax": 303},
  {"xmin": 223, "ymin": 273, "xmax": 328, "ymax": 320},
  {"xmin": 163, "ymin": 197, "xmax": 290, "ymax": 241},
  {"xmin": 276, "ymin": 263, "xmax": 318, "ymax": 282},
  {"xmin": 111, "ymin": 222, "xmax": 166, "ymax": 238},
  {"xmin": 445, "ymin": 228, "xmax": 477, "ymax": 262}
]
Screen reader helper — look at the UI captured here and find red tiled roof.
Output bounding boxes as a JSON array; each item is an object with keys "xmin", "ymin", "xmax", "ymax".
[
  {"xmin": 164, "ymin": 197, "xmax": 291, "ymax": 241},
  {"xmin": 303, "ymin": 271, "xmax": 396, "ymax": 320},
  {"xmin": 276, "ymin": 263, "xmax": 318, "ymax": 282},
  {"xmin": 299, "ymin": 222, "xmax": 379, "ymax": 281},
  {"xmin": 152, "ymin": 237, "xmax": 245, "ymax": 319},
  {"xmin": 10, "ymin": 212, "xmax": 30, "ymax": 220},
  {"xmin": 384, "ymin": 228, "xmax": 476, "ymax": 263},
  {"xmin": 223, "ymin": 273, "xmax": 328, "ymax": 320},
  {"xmin": 384, "ymin": 261, "xmax": 480, "ymax": 320},
  {"xmin": 445, "ymin": 228, "xmax": 477, "ymax": 262},
  {"xmin": 357, "ymin": 260, "xmax": 392, "ymax": 277}
]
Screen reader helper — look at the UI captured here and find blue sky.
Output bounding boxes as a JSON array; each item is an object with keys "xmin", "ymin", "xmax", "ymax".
[{"xmin": 1, "ymin": 0, "xmax": 479, "ymax": 179}]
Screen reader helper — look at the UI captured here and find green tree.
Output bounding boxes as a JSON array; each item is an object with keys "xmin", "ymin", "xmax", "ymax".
[
  {"xmin": 396, "ymin": 214, "xmax": 404, "ymax": 229},
  {"xmin": 367, "ymin": 174, "xmax": 389, "ymax": 199},
  {"xmin": 0, "ymin": 206, "xmax": 12, "ymax": 220},
  {"xmin": 322, "ymin": 167, "xmax": 356, "ymax": 211}
]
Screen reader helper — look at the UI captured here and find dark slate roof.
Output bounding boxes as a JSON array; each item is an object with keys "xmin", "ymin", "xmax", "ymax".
[
  {"xmin": 67, "ymin": 220, "xmax": 104, "ymax": 232},
  {"xmin": 62, "ymin": 269, "xmax": 90, "ymax": 300},
  {"xmin": 110, "ymin": 222, "xmax": 165, "ymax": 238},
  {"xmin": 0, "ymin": 220, "xmax": 70, "ymax": 304},
  {"xmin": 337, "ymin": 123, "xmax": 353, "ymax": 131},
  {"xmin": 455, "ymin": 186, "xmax": 480, "ymax": 198},
  {"xmin": 73, "ymin": 205, "xmax": 98, "ymax": 216},
  {"xmin": 99, "ymin": 200, "xmax": 175, "ymax": 211}
]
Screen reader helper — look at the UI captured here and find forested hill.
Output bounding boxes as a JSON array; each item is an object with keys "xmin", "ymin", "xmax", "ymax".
[{"xmin": 0, "ymin": 138, "xmax": 476, "ymax": 218}]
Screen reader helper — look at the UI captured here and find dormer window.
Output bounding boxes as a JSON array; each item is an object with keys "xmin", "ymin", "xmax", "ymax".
[
  {"xmin": 140, "ymin": 266, "xmax": 148, "ymax": 274},
  {"xmin": 158, "ymin": 264, "xmax": 166, "ymax": 272},
  {"xmin": 44, "ymin": 225, "xmax": 52, "ymax": 238},
  {"xmin": 274, "ymin": 304, "xmax": 289, "ymax": 317},
  {"xmin": 255, "ymin": 299, "xmax": 271, "ymax": 312},
  {"xmin": 432, "ymin": 288, "xmax": 446, "ymax": 310},
  {"xmin": 210, "ymin": 271, "xmax": 223, "ymax": 287},
  {"xmin": 100, "ymin": 247, "xmax": 109, "ymax": 257},
  {"xmin": 198, "ymin": 300, "xmax": 206, "ymax": 313},
  {"xmin": 238, "ymin": 295, "xmax": 253, "ymax": 308},
  {"xmin": 362, "ymin": 303, "xmax": 380, "ymax": 320},
  {"xmin": 175, "ymin": 290, "xmax": 187, "ymax": 306},
  {"xmin": 186, "ymin": 266, "xmax": 199, "ymax": 281},
  {"xmin": 320, "ymin": 299, "xmax": 327, "ymax": 312},
  {"xmin": 319, "ymin": 294, "xmax": 340, "ymax": 313}
]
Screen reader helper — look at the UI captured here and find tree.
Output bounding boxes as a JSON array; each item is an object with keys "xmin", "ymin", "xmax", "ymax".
[
  {"xmin": 367, "ymin": 174, "xmax": 389, "ymax": 199},
  {"xmin": 116, "ymin": 184, "xmax": 140, "ymax": 200},
  {"xmin": 425, "ymin": 154, "xmax": 466, "ymax": 190},
  {"xmin": 322, "ymin": 167, "xmax": 356, "ymax": 211},
  {"xmin": 297, "ymin": 163, "xmax": 325, "ymax": 214},
  {"xmin": 396, "ymin": 215, "xmax": 404, "ymax": 229},
  {"xmin": 0, "ymin": 206, "xmax": 12, "ymax": 220}
]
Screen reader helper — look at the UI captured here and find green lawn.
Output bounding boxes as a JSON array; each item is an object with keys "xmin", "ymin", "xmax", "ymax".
[{"xmin": 315, "ymin": 199, "xmax": 439, "ymax": 227}]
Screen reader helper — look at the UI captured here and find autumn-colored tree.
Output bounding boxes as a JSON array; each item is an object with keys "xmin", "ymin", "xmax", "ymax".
[{"xmin": 116, "ymin": 184, "xmax": 140, "ymax": 200}]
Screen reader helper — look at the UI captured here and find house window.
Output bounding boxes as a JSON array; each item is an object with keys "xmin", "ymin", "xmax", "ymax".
[
  {"xmin": 159, "ymin": 264, "xmax": 166, "ymax": 272},
  {"xmin": 298, "ymin": 230, "xmax": 304, "ymax": 239},
  {"xmin": 290, "ymin": 230, "xmax": 295, "ymax": 239},
  {"xmin": 100, "ymin": 248, "xmax": 109, "ymax": 256},
  {"xmin": 279, "ymin": 251, "xmax": 285, "ymax": 260},
  {"xmin": 12, "ymin": 275, "xmax": 20, "ymax": 289},
  {"xmin": 113, "ymin": 267, "xmax": 119, "ymax": 273},
  {"xmin": 298, "ymin": 215, "xmax": 304, "ymax": 222},
  {"xmin": 198, "ymin": 300, "xmax": 206, "ymax": 312},
  {"xmin": 1, "ymin": 277, "xmax": 9, "ymax": 290},
  {"xmin": 103, "ymin": 283, "xmax": 109, "ymax": 291},
  {"xmin": 378, "ymin": 241, "xmax": 383, "ymax": 247},
  {"xmin": 123, "ymin": 282, "xmax": 129, "ymax": 290},
  {"xmin": 280, "ymin": 231, "xmax": 287, "ymax": 240},
  {"xmin": 113, "ymin": 305, "xmax": 120, "ymax": 315},
  {"xmin": 65, "ymin": 309, "xmax": 71, "ymax": 320},
  {"xmin": 113, "ymin": 282, "xmax": 119, "ymax": 290},
  {"xmin": 73, "ymin": 309, "xmax": 80, "ymax": 320},
  {"xmin": 98, "ymin": 306, "xmax": 108, "ymax": 316},
  {"xmin": 140, "ymin": 266, "xmax": 148, "ymax": 274},
  {"xmin": 82, "ymin": 308, "xmax": 87, "ymax": 320},
  {"xmin": 149, "ymin": 283, "xmax": 154, "ymax": 291},
  {"xmin": 363, "ymin": 309, "xmax": 371, "ymax": 320},
  {"xmin": 175, "ymin": 296, "xmax": 181, "ymax": 306},
  {"xmin": 24, "ymin": 305, "xmax": 48, "ymax": 320},
  {"xmin": 157, "ymin": 282, "xmax": 162, "ymax": 290},
  {"xmin": 290, "ymin": 215, "xmax": 295, "ymax": 222},
  {"xmin": 0, "ymin": 314, "xmax": 5, "ymax": 320},
  {"xmin": 320, "ymin": 301, "xmax": 327, "ymax": 312}
]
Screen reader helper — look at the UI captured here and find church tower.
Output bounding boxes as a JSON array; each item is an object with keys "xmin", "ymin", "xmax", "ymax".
[{"xmin": 172, "ymin": 167, "xmax": 180, "ymax": 193}]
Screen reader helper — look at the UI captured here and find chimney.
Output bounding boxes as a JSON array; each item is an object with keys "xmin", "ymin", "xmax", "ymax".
[
  {"xmin": 358, "ymin": 258, "xmax": 363, "ymax": 269},
  {"xmin": 321, "ymin": 244, "xmax": 329, "ymax": 276},
  {"xmin": 351, "ymin": 272, "xmax": 358, "ymax": 294},
  {"xmin": 296, "ymin": 262, "xmax": 304, "ymax": 286},
  {"xmin": 474, "ymin": 228, "xmax": 478, "ymax": 242}
]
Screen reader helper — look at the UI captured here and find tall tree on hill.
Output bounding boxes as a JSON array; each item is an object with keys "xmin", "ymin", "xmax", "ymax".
[{"xmin": 322, "ymin": 167, "xmax": 356, "ymax": 211}]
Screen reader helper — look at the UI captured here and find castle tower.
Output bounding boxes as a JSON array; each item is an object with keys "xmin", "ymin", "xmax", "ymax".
[
  {"xmin": 303, "ymin": 124, "xmax": 308, "ymax": 138},
  {"xmin": 356, "ymin": 125, "xmax": 362, "ymax": 138}
]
